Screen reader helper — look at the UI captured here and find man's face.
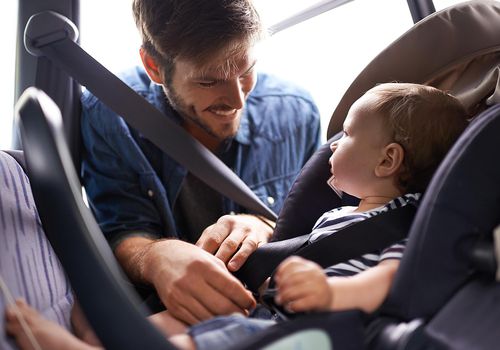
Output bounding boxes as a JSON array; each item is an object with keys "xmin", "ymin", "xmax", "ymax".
[{"xmin": 162, "ymin": 49, "xmax": 257, "ymax": 144}]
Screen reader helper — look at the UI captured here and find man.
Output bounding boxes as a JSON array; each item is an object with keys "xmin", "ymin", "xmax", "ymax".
[{"xmin": 81, "ymin": 0, "xmax": 321, "ymax": 325}]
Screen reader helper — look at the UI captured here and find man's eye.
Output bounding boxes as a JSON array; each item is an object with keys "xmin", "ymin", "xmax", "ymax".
[{"xmin": 198, "ymin": 81, "xmax": 216, "ymax": 88}]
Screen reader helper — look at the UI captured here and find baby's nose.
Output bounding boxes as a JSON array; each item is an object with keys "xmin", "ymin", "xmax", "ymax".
[{"xmin": 330, "ymin": 141, "xmax": 338, "ymax": 152}]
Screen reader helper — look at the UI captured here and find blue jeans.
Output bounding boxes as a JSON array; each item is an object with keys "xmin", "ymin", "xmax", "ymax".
[{"xmin": 188, "ymin": 309, "xmax": 277, "ymax": 350}]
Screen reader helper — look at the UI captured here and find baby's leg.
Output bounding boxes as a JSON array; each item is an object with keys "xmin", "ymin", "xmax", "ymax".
[{"xmin": 5, "ymin": 299, "xmax": 101, "ymax": 350}]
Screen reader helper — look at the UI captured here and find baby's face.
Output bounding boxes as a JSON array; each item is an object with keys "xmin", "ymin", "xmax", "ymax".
[{"xmin": 328, "ymin": 94, "xmax": 391, "ymax": 198}]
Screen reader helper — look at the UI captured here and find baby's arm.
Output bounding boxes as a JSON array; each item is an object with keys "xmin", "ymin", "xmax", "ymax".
[
  {"xmin": 274, "ymin": 256, "xmax": 399, "ymax": 313},
  {"xmin": 274, "ymin": 256, "xmax": 333, "ymax": 312},
  {"xmin": 325, "ymin": 259, "xmax": 399, "ymax": 313}
]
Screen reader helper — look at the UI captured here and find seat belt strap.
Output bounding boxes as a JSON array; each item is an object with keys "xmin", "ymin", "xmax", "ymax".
[
  {"xmin": 24, "ymin": 11, "xmax": 277, "ymax": 221},
  {"xmin": 237, "ymin": 204, "xmax": 416, "ymax": 292}
]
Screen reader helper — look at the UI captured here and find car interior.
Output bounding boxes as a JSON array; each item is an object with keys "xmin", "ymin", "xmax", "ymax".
[{"xmin": 1, "ymin": 0, "xmax": 500, "ymax": 349}]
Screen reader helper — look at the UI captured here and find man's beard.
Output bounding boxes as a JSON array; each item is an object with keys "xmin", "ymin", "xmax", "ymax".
[{"xmin": 163, "ymin": 85, "xmax": 239, "ymax": 142}]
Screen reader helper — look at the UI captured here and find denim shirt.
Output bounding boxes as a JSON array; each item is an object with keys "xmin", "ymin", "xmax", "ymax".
[{"xmin": 81, "ymin": 67, "xmax": 321, "ymax": 247}]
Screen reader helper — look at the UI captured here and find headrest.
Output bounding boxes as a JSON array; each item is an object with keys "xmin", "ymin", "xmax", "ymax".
[
  {"xmin": 328, "ymin": 0, "xmax": 500, "ymax": 138},
  {"xmin": 382, "ymin": 103, "xmax": 500, "ymax": 320}
]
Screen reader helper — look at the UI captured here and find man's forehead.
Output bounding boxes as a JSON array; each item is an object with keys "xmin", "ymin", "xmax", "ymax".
[{"xmin": 183, "ymin": 47, "xmax": 257, "ymax": 80}]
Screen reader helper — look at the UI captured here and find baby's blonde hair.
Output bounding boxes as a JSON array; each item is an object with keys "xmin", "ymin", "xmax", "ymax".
[{"xmin": 367, "ymin": 83, "xmax": 468, "ymax": 193}]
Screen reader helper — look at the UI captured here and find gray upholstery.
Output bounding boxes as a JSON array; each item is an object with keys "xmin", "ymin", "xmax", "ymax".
[{"xmin": 0, "ymin": 151, "xmax": 73, "ymax": 350}]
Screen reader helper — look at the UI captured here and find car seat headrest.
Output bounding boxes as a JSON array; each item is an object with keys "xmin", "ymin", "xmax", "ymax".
[
  {"xmin": 381, "ymin": 103, "xmax": 500, "ymax": 320},
  {"xmin": 328, "ymin": 0, "xmax": 500, "ymax": 138}
]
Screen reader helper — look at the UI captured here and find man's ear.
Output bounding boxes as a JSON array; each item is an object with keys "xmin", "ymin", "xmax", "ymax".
[
  {"xmin": 375, "ymin": 142, "xmax": 404, "ymax": 178},
  {"xmin": 139, "ymin": 47, "xmax": 163, "ymax": 84}
]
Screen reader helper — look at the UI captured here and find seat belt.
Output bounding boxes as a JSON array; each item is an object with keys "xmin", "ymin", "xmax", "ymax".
[
  {"xmin": 23, "ymin": 11, "xmax": 277, "ymax": 221},
  {"xmin": 236, "ymin": 204, "xmax": 417, "ymax": 292}
]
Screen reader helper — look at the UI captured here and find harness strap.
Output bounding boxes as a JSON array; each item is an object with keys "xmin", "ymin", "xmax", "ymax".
[{"xmin": 236, "ymin": 204, "xmax": 417, "ymax": 292}]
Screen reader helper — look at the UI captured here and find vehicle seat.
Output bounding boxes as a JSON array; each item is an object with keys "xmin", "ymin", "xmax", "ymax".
[{"xmin": 0, "ymin": 150, "xmax": 74, "ymax": 350}]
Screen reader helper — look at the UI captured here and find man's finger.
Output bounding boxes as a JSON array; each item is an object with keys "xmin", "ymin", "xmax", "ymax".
[
  {"xmin": 215, "ymin": 229, "xmax": 245, "ymax": 263},
  {"xmin": 168, "ymin": 301, "xmax": 205, "ymax": 325},
  {"xmin": 208, "ymin": 269, "xmax": 256, "ymax": 310},
  {"xmin": 162, "ymin": 288, "xmax": 215, "ymax": 324},
  {"xmin": 190, "ymin": 279, "xmax": 250, "ymax": 316},
  {"xmin": 197, "ymin": 221, "xmax": 231, "ymax": 254},
  {"xmin": 227, "ymin": 237, "xmax": 259, "ymax": 271}
]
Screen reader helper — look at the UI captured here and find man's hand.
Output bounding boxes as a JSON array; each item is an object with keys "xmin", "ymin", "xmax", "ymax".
[
  {"xmin": 196, "ymin": 214, "xmax": 274, "ymax": 271},
  {"xmin": 116, "ymin": 237, "xmax": 256, "ymax": 325},
  {"xmin": 274, "ymin": 256, "xmax": 332, "ymax": 313}
]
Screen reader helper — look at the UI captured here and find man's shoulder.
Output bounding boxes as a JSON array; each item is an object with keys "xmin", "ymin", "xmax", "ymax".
[
  {"xmin": 251, "ymin": 72, "xmax": 315, "ymax": 104},
  {"xmin": 81, "ymin": 66, "xmax": 155, "ymax": 111},
  {"xmin": 244, "ymin": 72, "xmax": 320, "ymax": 129}
]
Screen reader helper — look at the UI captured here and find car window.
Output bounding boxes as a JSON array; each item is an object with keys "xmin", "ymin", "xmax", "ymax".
[{"xmin": 0, "ymin": 2, "xmax": 18, "ymax": 149}]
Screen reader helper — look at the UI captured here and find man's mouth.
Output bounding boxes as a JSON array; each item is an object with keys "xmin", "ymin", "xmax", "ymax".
[{"xmin": 210, "ymin": 108, "xmax": 237, "ymax": 116}]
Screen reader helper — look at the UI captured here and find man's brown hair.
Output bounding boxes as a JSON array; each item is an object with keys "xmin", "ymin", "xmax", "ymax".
[
  {"xmin": 132, "ymin": 0, "xmax": 263, "ymax": 80},
  {"xmin": 368, "ymin": 83, "xmax": 469, "ymax": 193}
]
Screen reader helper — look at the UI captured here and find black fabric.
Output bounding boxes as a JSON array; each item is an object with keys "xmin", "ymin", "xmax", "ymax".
[
  {"xmin": 425, "ymin": 279, "xmax": 500, "ymax": 350},
  {"xmin": 237, "ymin": 204, "xmax": 417, "ymax": 293},
  {"xmin": 173, "ymin": 172, "xmax": 224, "ymax": 242},
  {"xmin": 381, "ymin": 104, "xmax": 500, "ymax": 321}
]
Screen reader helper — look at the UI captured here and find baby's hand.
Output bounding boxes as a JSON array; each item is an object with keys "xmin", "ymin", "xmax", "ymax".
[{"xmin": 274, "ymin": 256, "xmax": 332, "ymax": 313}]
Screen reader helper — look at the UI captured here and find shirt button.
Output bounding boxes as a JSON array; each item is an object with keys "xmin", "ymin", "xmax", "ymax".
[
  {"xmin": 147, "ymin": 190, "xmax": 154, "ymax": 198},
  {"xmin": 229, "ymin": 211, "xmax": 236, "ymax": 215},
  {"xmin": 267, "ymin": 196, "xmax": 275, "ymax": 205}
]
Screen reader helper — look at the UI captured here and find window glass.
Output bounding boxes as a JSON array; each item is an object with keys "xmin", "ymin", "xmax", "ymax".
[
  {"xmin": 0, "ymin": 2, "xmax": 17, "ymax": 149},
  {"xmin": 80, "ymin": 0, "xmax": 141, "ymax": 74},
  {"xmin": 254, "ymin": 0, "xmax": 414, "ymax": 139}
]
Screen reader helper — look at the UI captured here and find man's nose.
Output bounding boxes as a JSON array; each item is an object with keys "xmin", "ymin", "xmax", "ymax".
[{"xmin": 223, "ymin": 79, "xmax": 245, "ymax": 110}]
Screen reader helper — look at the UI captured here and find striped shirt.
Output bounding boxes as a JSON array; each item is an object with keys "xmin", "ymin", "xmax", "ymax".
[{"xmin": 308, "ymin": 193, "xmax": 420, "ymax": 277}]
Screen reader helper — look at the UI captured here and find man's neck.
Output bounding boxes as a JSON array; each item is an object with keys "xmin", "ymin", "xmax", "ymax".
[{"xmin": 183, "ymin": 123, "xmax": 221, "ymax": 153}]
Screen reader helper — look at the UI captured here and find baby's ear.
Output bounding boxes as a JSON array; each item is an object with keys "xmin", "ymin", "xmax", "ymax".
[
  {"xmin": 375, "ymin": 142, "xmax": 404, "ymax": 178},
  {"xmin": 139, "ymin": 48, "xmax": 163, "ymax": 84}
]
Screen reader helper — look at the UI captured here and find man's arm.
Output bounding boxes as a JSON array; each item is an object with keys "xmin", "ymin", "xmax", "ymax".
[{"xmin": 115, "ymin": 236, "xmax": 256, "ymax": 325}]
